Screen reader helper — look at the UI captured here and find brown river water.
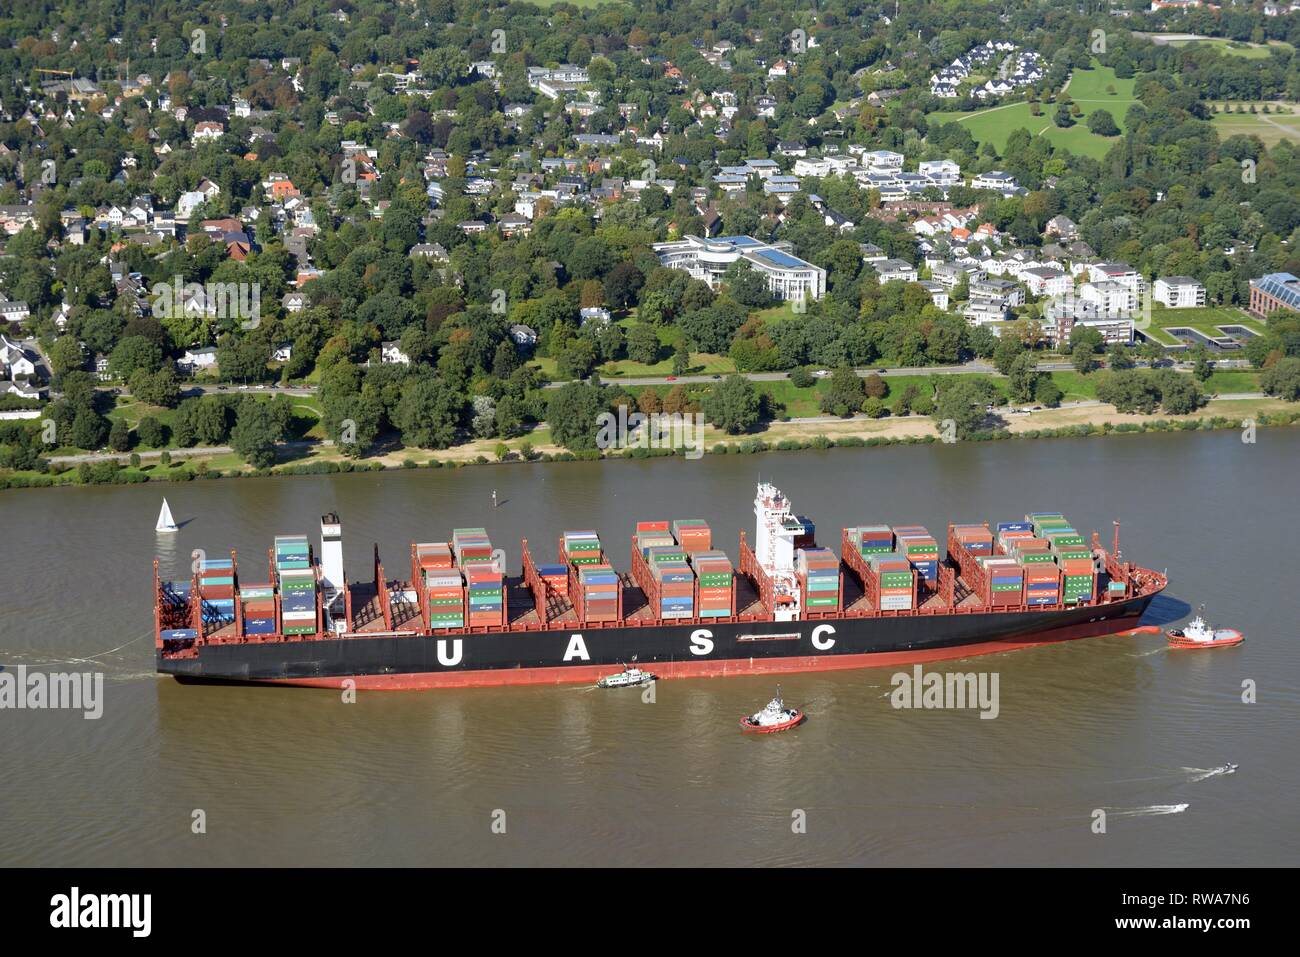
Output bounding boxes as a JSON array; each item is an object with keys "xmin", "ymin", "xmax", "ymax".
[{"xmin": 1, "ymin": 430, "xmax": 1297, "ymax": 866}]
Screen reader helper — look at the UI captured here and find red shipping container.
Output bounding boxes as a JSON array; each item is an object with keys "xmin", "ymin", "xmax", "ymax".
[{"xmin": 636, "ymin": 520, "xmax": 670, "ymax": 533}]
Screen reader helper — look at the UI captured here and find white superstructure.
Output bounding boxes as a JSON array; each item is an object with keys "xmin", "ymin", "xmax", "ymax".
[{"xmin": 754, "ymin": 483, "xmax": 802, "ymax": 621}]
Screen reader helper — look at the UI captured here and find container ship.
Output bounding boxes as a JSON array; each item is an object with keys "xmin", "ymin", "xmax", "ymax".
[{"xmin": 153, "ymin": 484, "xmax": 1167, "ymax": 689}]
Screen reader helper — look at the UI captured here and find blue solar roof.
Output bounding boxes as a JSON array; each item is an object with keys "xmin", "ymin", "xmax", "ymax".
[
  {"xmin": 1255, "ymin": 273, "xmax": 1300, "ymax": 310},
  {"xmin": 752, "ymin": 248, "xmax": 808, "ymax": 269},
  {"xmin": 717, "ymin": 235, "xmax": 764, "ymax": 247}
]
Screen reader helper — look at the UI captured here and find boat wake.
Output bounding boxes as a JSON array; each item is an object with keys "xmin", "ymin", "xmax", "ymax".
[
  {"xmin": 1183, "ymin": 765, "xmax": 1237, "ymax": 782},
  {"xmin": 1105, "ymin": 803, "xmax": 1190, "ymax": 817}
]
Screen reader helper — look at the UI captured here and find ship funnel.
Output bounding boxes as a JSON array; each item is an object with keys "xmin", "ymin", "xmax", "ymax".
[{"xmin": 320, "ymin": 513, "xmax": 344, "ymax": 595}]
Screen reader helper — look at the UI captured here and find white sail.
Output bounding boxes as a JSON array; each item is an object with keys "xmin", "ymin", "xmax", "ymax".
[{"xmin": 156, "ymin": 498, "xmax": 178, "ymax": 532}]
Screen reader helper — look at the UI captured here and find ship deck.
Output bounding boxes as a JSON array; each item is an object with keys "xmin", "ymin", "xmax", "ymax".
[{"xmin": 183, "ymin": 564, "xmax": 1030, "ymax": 648}]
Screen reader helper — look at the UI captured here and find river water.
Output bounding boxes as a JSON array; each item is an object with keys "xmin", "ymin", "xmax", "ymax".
[{"xmin": 1, "ymin": 430, "xmax": 1297, "ymax": 866}]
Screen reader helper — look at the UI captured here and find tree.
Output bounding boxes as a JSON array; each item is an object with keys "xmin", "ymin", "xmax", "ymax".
[
  {"xmin": 1007, "ymin": 353, "xmax": 1041, "ymax": 403},
  {"xmin": 108, "ymin": 418, "xmax": 132, "ymax": 452},
  {"xmin": 129, "ymin": 367, "xmax": 181, "ymax": 408},
  {"xmin": 1071, "ymin": 342, "xmax": 1097, "ymax": 375},
  {"xmin": 627, "ymin": 324, "xmax": 661, "ymax": 365},
  {"xmin": 1192, "ymin": 348, "xmax": 1214, "ymax": 382},
  {"xmin": 395, "ymin": 377, "xmax": 463, "ymax": 449},
  {"xmin": 1034, "ymin": 375, "xmax": 1063, "ymax": 408},
  {"xmin": 932, "ymin": 378, "xmax": 993, "ymax": 439},
  {"xmin": 49, "ymin": 337, "xmax": 86, "ymax": 376},
  {"xmin": 819, "ymin": 366, "xmax": 864, "ymax": 417},
  {"xmin": 1107, "ymin": 345, "xmax": 1135, "ymax": 370},
  {"xmin": 230, "ymin": 400, "xmax": 284, "ymax": 468},
  {"xmin": 547, "ymin": 382, "xmax": 607, "ymax": 451},
  {"xmin": 993, "ymin": 336, "xmax": 1026, "ymax": 375},
  {"xmin": 108, "ymin": 336, "xmax": 163, "ymax": 379},
  {"xmin": 672, "ymin": 343, "xmax": 689, "ymax": 376},
  {"xmin": 863, "ymin": 373, "xmax": 889, "ymax": 399},
  {"xmin": 789, "ymin": 367, "xmax": 816, "ymax": 388},
  {"xmin": 1261, "ymin": 357, "xmax": 1300, "ymax": 401},
  {"xmin": 69, "ymin": 409, "xmax": 110, "ymax": 450},
  {"xmin": 556, "ymin": 337, "xmax": 598, "ymax": 381},
  {"xmin": 1157, "ymin": 372, "xmax": 1203, "ymax": 415},
  {"xmin": 703, "ymin": 375, "xmax": 761, "ymax": 434},
  {"xmin": 1086, "ymin": 109, "xmax": 1119, "ymax": 136},
  {"xmin": 722, "ymin": 263, "xmax": 773, "ymax": 308},
  {"xmin": 137, "ymin": 416, "xmax": 168, "ymax": 448}
]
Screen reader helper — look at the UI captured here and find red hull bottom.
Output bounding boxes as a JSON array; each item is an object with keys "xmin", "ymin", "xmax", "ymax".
[{"xmin": 238, "ymin": 622, "xmax": 1165, "ymax": 691}]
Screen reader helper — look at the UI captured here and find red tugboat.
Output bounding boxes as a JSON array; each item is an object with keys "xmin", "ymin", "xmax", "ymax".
[
  {"xmin": 1167, "ymin": 612, "xmax": 1245, "ymax": 650},
  {"xmin": 740, "ymin": 686, "xmax": 805, "ymax": 733}
]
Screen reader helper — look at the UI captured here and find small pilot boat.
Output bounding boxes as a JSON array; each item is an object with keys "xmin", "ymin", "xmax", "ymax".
[
  {"xmin": 596, "ymin": 663, "xmax": 657, "ymax": 688},
  {"xmin": 1167, "ymin": 613, "xmax": 1245, "ymax": 649},
  {"xmin": 740, "ymin": 686, "xmax": 805, "ymax": 733}
]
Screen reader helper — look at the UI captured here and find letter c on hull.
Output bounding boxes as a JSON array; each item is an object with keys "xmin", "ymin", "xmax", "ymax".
[
  {"xmin": 811, "ymin": 624, "xmax": 836, "ymax": 651},
  {"xmin": 690, "ymin": 629, "xmax": 714, "ymax": 656},
  {"xmin": 437, "ymin": 639, "xmax": 463, "ymax": 666}
]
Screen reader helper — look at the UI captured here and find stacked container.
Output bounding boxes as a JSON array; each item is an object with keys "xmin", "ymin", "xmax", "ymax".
[
  {"xmin": 415, "ymin": 542, "xmax": 454, "ymax": 570},
  {"xmin": 1024, "ymin": 564, "xmax": 1061, "ymax": 605},
  {"xmin": 691, "ymin": 550, "xmax": 733, "ymax": 618},
  {"xmin": 950, "ymin": 524, "xmax": 994, "ymax": 555},
  {"xmin": 894, "ymin": 526, "xmax": 941, "ymax": 583},
  {"xmin": 653, "ymin": 559, "xmax": 694, "ymax": 619},
  {"xmin": 425, "ymin": 569, "xmax": 465, "ymax": 629},
  {"xmin": 199, "ymin": 558, "xmax": 236, "ymax": 628},
  {"xmin": 634, "ymin": 530, "xmax": 675, "ymax": 557},
  {"xmin": 979, "ymin": 556, "xmax": 1025, "ymax": 608},
  {"xmin": 240, "ymin": 582, "xmax": 276, "ymax": 636},
  {"xmin": 672, "ymin": 519, "xmax": 712, "ymax": 554},
  {"xmin": 452, "ymin": 529, "xmax": 495, "ymax": 569},
  {"xmin": 1060, "ymin": 558, "xmax": 1096, "ymax": 604},
  {"xmin": 563, "ymin": 531, "xmax": 603, "ymax": 566},
  {"xmin": 797, "ymin": 547, "xmax": 840, "ymax": 610},
  {"xmin": 579, "ymin": 563, "xmax": 619, "ymax": 622},
  {"xmin": 274, "ymin": 535, "xmax": 311, "ymax": 571},
  {"xmin": 536, "ymin": 563, "xmax": 569, "ymax": 598},
  {"xmin": 870, "ymin": 553, "xmax": 915, "ymax": 611},
  {"xmin": 466, "ymin": 568, "xmax": 504, "ymax": 627},
  {"xmin": 847, "ymin": 525, "xmax": 895, "ymax": 556},
  {"xmin": 278, "ymin": 567, "xmax": 317, "ymax": 635}
]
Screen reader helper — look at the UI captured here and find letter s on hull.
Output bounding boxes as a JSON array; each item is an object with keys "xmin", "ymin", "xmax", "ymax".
[
  {"xmin": 811, "ymin": 624, "xmax": 836, "ymax": 651},
  {"xmin": 689, "ymin": 629, "xmax": 714, "ymax": 656},
  {"xmin": 437, "ymin": 639, "xmax": 463, "ymax": 666}
]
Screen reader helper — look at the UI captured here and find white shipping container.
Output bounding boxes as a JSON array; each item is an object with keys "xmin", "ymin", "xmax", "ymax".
[{"xmin": 281, "ymin": 610, "xmax": 316, "ymax": 621}]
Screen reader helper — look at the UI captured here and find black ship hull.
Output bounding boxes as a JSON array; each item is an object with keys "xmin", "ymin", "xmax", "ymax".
[{"xmin": 158, "ymin": 590, "xmax": 1158, "ymax": 689}]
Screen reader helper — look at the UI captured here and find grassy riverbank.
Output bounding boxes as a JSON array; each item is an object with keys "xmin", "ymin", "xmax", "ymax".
[{"xmin": 4, "ymin": 396, "xmax": 1298, "ymax": 490}]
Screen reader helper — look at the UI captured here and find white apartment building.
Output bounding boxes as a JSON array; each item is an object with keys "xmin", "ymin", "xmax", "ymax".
[
  {"xmin": 1152, "ymin": 276, "xmax": 1206, "ymax": 309},
  {"xmin": 1080, "ymin": 280, "xmax": 1138, "ymax": 314},
  {"xmin": 652, "ymin": 235, "xmax": 826, "ymax": 301},
  {"xmin": 1021, "ymin": 266, "xmax": 1073, "ymax": 298}
]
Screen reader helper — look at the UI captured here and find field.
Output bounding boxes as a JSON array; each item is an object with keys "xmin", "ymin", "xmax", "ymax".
[
  {"xmin": 1164, "ymin": 37, "xmax": 1293, "ymax": 59},
  {"xmin": 929, "ymin": 62, "xmax": 1135, "ymax": 160},
  {"xmin": 1210, "ymin": 103, "xmax": 1300, "ymax": 146}
]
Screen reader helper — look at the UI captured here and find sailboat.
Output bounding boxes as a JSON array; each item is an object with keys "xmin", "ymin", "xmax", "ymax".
[{"xmin": 156, "ymin": 498, "xmax": 179, "ymax": 533}]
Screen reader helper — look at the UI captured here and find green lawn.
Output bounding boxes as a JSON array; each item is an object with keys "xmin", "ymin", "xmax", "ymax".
[
  {"xmin": 930, "ymin": 62, "xmax": 1135, "ymax": 160},
  {"xmin": 1146, "ymin": 305, "xmax": 1267, "ymax": 341},
  {"xmin": 1211, "ymin": 103, "xmax": 1300, "ymax": 146},
  {"xmin": 1167, "ymin": 38, "xmax": 1293, "ymax": 59}
]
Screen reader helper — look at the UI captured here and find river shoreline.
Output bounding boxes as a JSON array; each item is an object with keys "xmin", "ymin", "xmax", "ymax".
[{"xmin": 4, "ymin": 396, "xmax": 1298, "ymax": 491}]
